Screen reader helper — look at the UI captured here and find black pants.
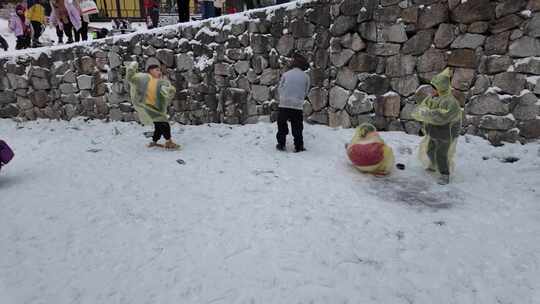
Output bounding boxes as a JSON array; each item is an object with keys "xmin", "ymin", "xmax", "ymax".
[
  {"xmin": 55, "ymin": 26, "xmax": 64, "ymax": 43},
  {"xmin": 148, "ymin": 9, "xmax": 160, "ymax": 29},
  {"xmin": 75, "ymin": 21, "xmax": 89, "ymax": 41},
  {"xmin": 427, "ymin": 138, "xmax": 451, "ymax": 175},
  {"xmin": 0, "ymin": 34, "xmax": 8, "ymax": 50},
  {"xmin": 276, "ymin": 108, "xmax": 303, "ymax": 149},
  {"xmin": 153, "ymin": 122, "xmax": 171, "ymax": 142},
  {"xmin": 63, "ymin": 21, "xmax": 73, "ymax": 42},
  {"xmin": 15, "ymin": 35, "xmax": 30, "ymax": 50},
  {"xmin": 31, "ymin": 21, "xmax": 42, "ymax": 45}
]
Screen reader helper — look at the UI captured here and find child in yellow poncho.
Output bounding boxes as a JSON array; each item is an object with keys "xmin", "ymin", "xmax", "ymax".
[
  {"xmin": 126, "ymin": 61, "xmax": 179, "ymax": 149},
  {"xmin": 412, "ymin": 68, "xmax": 462, "ymax": 185},
  {"xmin": 346, "ymin": 123, "xmax": 395, "ymax": 176}
]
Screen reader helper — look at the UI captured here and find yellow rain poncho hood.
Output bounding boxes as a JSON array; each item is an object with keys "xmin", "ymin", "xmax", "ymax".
[
  {"xmin": 347, "ymin": 123, "xmax": 395, "ymax": 176},
  {"xmin": 412, "ymin": 68, "xmax": 463, "ymax": 174},
  {"xmin": 126, "ymin": 62, "xmax": 176, "ymax": 125}
]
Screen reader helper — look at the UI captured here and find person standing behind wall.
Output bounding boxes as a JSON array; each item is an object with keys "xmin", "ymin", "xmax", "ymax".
[
  {"xmin": 9, "ymin": 4, "xmax": 32, "ymax": 50},
  {"xmin": 27, "ymin": 0, "xmax": 47, "ymax": 47},
  {"xmin": 201, "ymin": 0, "xmax": 215, "ymax": 19},
  {"xmin": 51, "ymin": 0, "xmax": 74, "ymax": 43},
  {"xmin": 64, "ymin": 0, "xmax": 83, "ymax": 41},
  {"xmin": 144, "ymin": 0, "xmax": 160, "ymax": 29},
  {"xmin": 78, "ymin": 0, "xmax": 99, "ymax": 41}
]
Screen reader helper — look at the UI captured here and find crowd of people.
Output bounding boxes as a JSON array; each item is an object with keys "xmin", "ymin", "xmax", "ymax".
[
  {"xmin": 0, "ymin": 0, "xmax": 293, "ymax": 50},
  {"xmin": 0, "ymin": 0, "xmax": 99, "ymax": 50}
]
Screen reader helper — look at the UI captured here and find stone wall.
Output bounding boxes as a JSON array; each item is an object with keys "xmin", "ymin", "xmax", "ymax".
[{"xmin": 1, "ymin": 0, "xmax": 540, "ymax": 144}]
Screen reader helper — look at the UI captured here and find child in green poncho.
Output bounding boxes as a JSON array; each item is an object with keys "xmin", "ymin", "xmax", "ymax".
[
  {"xmin": 412, "ymin": 68, "xmax": 462, "ymax": 185},
  {"xmin": 126, "ymin": 61, "xmax": 179, "ymax": 149}
]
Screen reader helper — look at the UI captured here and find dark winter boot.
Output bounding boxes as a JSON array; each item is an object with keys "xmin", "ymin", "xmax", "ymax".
[
  {"xmin": 438, "ymin": 174, "xmax": 450, "ymax": 185},
  {"xmin": 276, "ymin": 144, "xmax": 285, "ymax": 151}
]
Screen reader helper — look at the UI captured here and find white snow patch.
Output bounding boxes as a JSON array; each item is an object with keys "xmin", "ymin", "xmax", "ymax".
[
  {"xmin": 486, "ymin": 87, "xmax": 502, "ymax": 94},
  {"xmin": 521, "ymin": 10, "xmax": 532, "ymax": 18},
  {"xmin": 0, "ymin": 118, "xmax": 539, "ymax": 303}
]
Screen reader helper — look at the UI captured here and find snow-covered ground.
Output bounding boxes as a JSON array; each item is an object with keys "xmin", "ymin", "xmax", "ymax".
[{"xmin": 0, "ymin": 118, "xmax": 539, "ymax": 304}]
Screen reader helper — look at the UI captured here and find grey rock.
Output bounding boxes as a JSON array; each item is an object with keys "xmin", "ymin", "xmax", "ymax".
[
  {"xmin": 328, "ymin": 110, "xmax": 352, "ymax": 128},
  {"xmin": 29, "ymin": 67, "xmax": 49, "ymax": 79},
  {"xmin": 510, "ymin": 29, "xmax": 523, "ymax": 40},
  {"xmin": 346, "ymin": 91, "xmax": 373, "ymax": 115},
  {"xmin": 386, "ymin": 54, "xmax": 416, "ymax": 77},
  {"xmin": 251, "ymin": 35, "xmax": 273, "ymax": 53},
  {"xmin": 31, "ymin": 77, "xmax": 50, "ymax": 90},
  {"xmin": 336, "ymin": 67, "xmax": 358, "ymax": 90},
  {"xmin": 451, "ymin": 68, "xmax": 476, "ymax": 90},
  {"xmin": 260, "ymin": 69, "xmax": 280, "ymax": 86},
  {"xmin": 526, "ymin": 13, "xmax": 540, "ymax": 37},
  {"xmin": 226, "ymin": 49, "xmax": 247, "ymax": 61},
  {"xmin": 434, "ymin": 23, "xmax": 456, "ymax": 48},
  {"xmin": 0, "ymin": 104, "xmax": 19, "ymax": 118},
  {"xmin": 485, "ymin": 31, "xmax": 511, "ymax": 55},
  {"xmin": 519, "ymin": 119, "xmax": 540, "ymax": 138},
  {"xmin": 448, "ymin": 49, "xmax": 478, "ymax": 68},
  {"xmin": 486, "ymin": 56, "xmax": 513, "ymax": 74},
  {"xmin": 417, "ymin": 3, "xmax": 448, "ymax": 30},
  {"xmin": 252, "ymin": 55, "xmax": 269, "ymax": 74},
  {"xmin": 0, "ymin": 91, "xmax": 16, "ymax": 105},
  {"xmin": 234, "ymin": 61, "xmax": 250, "ymax": 74},
  {"xmin": 451, "ymin": 33, "xmax": 486, "ymax": 49},
  {"xmin": 417, "ymin": 48, "xmax": 447, "ymax": 73},
  {"xmin": 59, "ymin": 83, "xmax": 79, "ymax": 95},
  {"xmin": 401, "ymin": 7, "xmax": 419, "ymax": 23},
  {"xmin": 402, "ymin": 30, "xmax": 434, "ymax": 56},
  {"xmin": 382, "ymin": 24, "xmax": 408, "ymax": 43},
  {"xmin": 308, "ymin": 110, "xmax": 329, "ymax": 125},
  {"xmin": 63, "ymin": 70, "xmax": 77, "ymax": 83},
  {"xmin": 109, "ymin": 108, "xmax": 123, "ymax": 121},
  {"xmin": 400, "ymin": 103, "xmax": 417, "ymax": 120},
  {"xmin": 76, "ymin": 56, "xmax": 96, "ymax": 75},
  {"xmin": 108, "ymin": 52, "xmax": 122, "ymax": 69},
  {"xmin": 496, "ymin": 0, "xmax": 527, "ymax": 18},
  {"xmin": 340, "ymin": 0, "xmax": 363, "ymax": 16},
  {"xmin": 515, "ymin": 57, "xmax": 540, "ymax": 74},
  {"xmin": 329, "ymin": 86, "xmax": 351, "ymax": 110},
  {"xmin": 375, "ymin": 92, "xmax": 401, "ymax": 117},
  {"xmin": 308, "ymin": 88, "xmax": 328, "ymax": 111},
  {"xmin": 466, "ymin": 94, "xmax": 509, "ymax": 115},
  {"xmin": 391, "ymin": 75, "xmax": 419, "ymax": 97},
  {"xmin": 450, "ymin": 0, "xmax": 495, "ymax": 24},
  {"xmin": 512, "ymin": 92, "xmax": 539, "ymax": 120},
  {"xmin": 307, "ymin": 6, "xmax": 331, "ymax": 27},
  {"xmin": 359, "ymin": 21, "xmax": 377, "ymax": 42},
  {"xmin": 330, "ymin": 16, "xmax": 357, "ymax": 36},
  {"xmin": 77, "ymin": 75, "xmax": 94, "ymax": 90},
  {"xmin": 330, "ymin": 49, "xmax": 355, "ymax": 67},
  {"xmin": 489, "ymin": 14, "xmax": 524, "ymax": 34},
  {"xmin": 30, "ymin": 90, "xmax": 50, "ymax": 108},
  {"xmin": 471, "ymin": 75, "xmax": 491, "ymax": 95},
  {"xmin": 251, "ymin": 85, "xmax": 270, "ymax": 102},
  {"xmin": 404, "ymin": 121, "xmax": 422, "ymax": 134},
  {"xmin": 479, "ymin": 115, "xmax": 516, "ymax": 130},
  {"xmin": 176, "ymin": 54, "xmax": 194, "ymax": 71},
  {"xmin": 62, "ymin": 94, "xmax": 80, "ymax": 105},
  {"xmin": 349, "ymin": 53, "xmax": 378, "ymax": 72},
  {"xmin": 295, "ymin": 38, "xmax": 315, "ymax": 52},
  {"xmin": 277, "ymin": 35, "xmax": 294, "ymax": 56},
  {"xmin": 374, "ymin": 6, "xmax": 401, "ymax": 23},
  {"xmin": 359, "ymin": 74, "xmax": 391, "ymax": 95},
  {"xmin": 468, "ymin": 22, "xmax": 489, "ymax": 33},
  {"xmin": 156, "ymin": 49, "xmax": 175, "ymax": 68},
  {"xmin": 367, "ymin": 43, "xmax": 401, "ymax": 57},
  {"xmin": 492, "ymin": 72, "xmax": 526, "ymax": 95},
  {"xmin": 16, "ymin": 97, "xmax": 33, "ymax": 110},
  {"xmin": 509, "ymin": 36, "xmax": 540, "ymax": 57},
  {"xmin": 290, "ymin": 19, "xmax": 315, "ymax": 38}
]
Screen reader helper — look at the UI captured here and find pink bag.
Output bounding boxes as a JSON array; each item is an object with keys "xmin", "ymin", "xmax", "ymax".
[{"xmin": 80, "ymin": 0, "xmax": 98, "ymax": 15}]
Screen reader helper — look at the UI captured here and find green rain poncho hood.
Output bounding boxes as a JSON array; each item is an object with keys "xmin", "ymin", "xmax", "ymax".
[
  {"xmin": 126, "ymin": 62, "xmax": 176, "ymax": 125},
  {"xmin": 412, "ymin": 68, "xmax": 463, "ymax": 174}
]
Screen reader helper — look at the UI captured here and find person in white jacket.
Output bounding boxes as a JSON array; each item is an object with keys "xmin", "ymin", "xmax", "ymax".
[{"xmin": 276, "ymin": 53, "xmax": 310, "ymax": 152}]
